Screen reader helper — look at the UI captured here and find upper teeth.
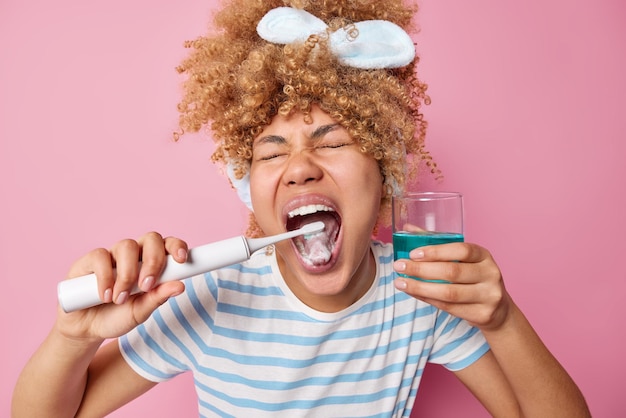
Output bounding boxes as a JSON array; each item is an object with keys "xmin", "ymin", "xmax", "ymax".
[{"xmin": 288, "ymin": 204, "xmax": 334, "ymax": 218}]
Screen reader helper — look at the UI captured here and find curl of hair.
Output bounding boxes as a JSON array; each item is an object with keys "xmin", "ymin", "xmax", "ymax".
[{"xmin": 175, "ymin": 0, "xmax": 438, "ymax": 233}]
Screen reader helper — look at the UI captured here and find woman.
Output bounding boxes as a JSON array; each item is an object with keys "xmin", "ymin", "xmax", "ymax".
[{"xmin": 12, "ymin": 1, "xmax": 590, "ymax": 416}]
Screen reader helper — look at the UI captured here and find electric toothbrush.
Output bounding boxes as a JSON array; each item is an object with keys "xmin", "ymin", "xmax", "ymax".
[{"xmin": 58, "ymin": 221, "xmax": 325, "ymax": 312}]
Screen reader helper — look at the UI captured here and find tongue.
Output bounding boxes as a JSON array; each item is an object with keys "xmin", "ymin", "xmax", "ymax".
[
  {"xmin": 301, "ymin": 233, "xmax": 332, "ymax": 265},
  {"xmin": 291, "ymin": 212, "xmax": 339, "ymax": 266}
]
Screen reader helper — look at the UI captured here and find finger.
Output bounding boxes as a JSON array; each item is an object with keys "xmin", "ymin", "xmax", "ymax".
[
  {"xmin": 131, "ymin": 281, "xmax": 185, "ymax": 324},
  {"xmin": 410, "ymin": 242, "xmax": 489, "ymax": 264},
  {"xmin": 402, "ymin": 223, "xmax": 425, "ymax": 233},
  {"xmin": 395, "ymin": 278, "xmax": 483, "ymax": 305},
  {"xmin": 394, "ymin": 278, "xmax": 506, "ymax": 328},
  {"xmin": 68, "ymin": 248, "xmax": 115, "ymax": 304},
  {"xmin": 136, "ymin": 232, "xmax": 167, "ymax": 292},
  {"xmin": 394, "ymin": 258, "xmax": 489, "ymax": 284},
  {"xmin": 164, "ymin": 236, "xmax": 188, "ymax": 264},
  {"xmin": 109, "ymin": 239, "xmax": 141, "ymax": 304}
]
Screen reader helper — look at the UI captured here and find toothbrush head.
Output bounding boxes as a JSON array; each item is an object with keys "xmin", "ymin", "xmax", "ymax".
[{"xmin": 299, "ymin": 221, "xmax": 325, "ymax": 238}]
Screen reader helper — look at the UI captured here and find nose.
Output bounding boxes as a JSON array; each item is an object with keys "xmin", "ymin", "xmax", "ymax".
[{"xmin": 282, "ymin": 151, "xmax": 323, "ymax": 186}]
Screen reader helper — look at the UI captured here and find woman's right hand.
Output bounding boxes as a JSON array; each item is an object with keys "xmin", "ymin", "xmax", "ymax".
[{"xmin": 56, "ymin": 232, "xmax": 188, "ymax": 341}]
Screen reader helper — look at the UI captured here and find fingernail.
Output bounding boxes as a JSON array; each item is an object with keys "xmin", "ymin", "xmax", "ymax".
[
  {"xmin": 411, "ymin": 249, "xmax": 425, "ymax": 259},
  {"xmin": 116, "ymin": 291, "xmax": 129, "ymax": 305},
  {"xmin": 394, "ymin": 260, "xmax": 406, "ymax": 271},
  {"xmin": 103, "ymin": 288, "xmax": 113, "ymax": 303},
  {"xmin": 395, "ymin": 279, "xmax": 408, "ymax": 290},
  {"xmin": 178, "ymin": 248, "xmax": 188, "ymax": 262},
  {"xmin": 141, "ymin": 276, "xmax": 155, "ymax": 292}
]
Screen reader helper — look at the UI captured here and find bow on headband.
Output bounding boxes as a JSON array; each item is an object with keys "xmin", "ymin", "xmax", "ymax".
[{"xmin": 256, "ymin": 7, "xmax": 416, "ymax": 69}]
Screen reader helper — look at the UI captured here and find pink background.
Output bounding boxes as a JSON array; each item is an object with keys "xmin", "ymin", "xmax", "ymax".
[{"xmin": 1, "ymin": 0, "xmax": 624, "ymax": 416}]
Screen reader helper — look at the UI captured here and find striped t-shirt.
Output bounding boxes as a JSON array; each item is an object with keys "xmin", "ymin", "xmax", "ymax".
[{"xmin": 120, "ymin": 241, "xmax": 489, "ymax": 417}]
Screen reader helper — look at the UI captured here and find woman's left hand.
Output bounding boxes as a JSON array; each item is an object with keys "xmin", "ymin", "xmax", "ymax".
[{"xmin": 393, "ymin": 242, "xmax": 512, "ymax": 331}]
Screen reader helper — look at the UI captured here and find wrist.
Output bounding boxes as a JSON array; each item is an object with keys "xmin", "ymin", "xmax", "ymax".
[
  {"xmin": 478, "ymin": 293, "xmax": 519, "ymax": 335},
  {"xmin": 52, "ymin": 317, "xmax": 105, "ymax": 350}
]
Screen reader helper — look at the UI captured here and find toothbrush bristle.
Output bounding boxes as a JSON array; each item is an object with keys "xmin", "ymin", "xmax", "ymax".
[{"xmin": 301, "ymin": 221, "xmax": 325, "ymax": 234}]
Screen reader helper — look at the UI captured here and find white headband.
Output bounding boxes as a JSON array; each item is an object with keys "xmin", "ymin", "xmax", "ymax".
[
  {"xmin": 226, "ymin": 162, "xmax": 254, "ymax": 211},
  {"xmin": 256, "ymin": 7, "xmax": 416, "ymax": 69},
  {"xmin": 226, "ymin": 8, "xmax": 415, "ymax": 210}
]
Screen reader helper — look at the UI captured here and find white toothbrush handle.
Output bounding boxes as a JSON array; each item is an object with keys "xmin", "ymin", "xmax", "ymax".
[{"xmin": 57, "ymin": 236, "xmax": 250, "ymax": 313}]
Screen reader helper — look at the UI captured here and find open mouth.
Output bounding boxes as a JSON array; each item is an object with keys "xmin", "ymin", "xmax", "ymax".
[{"xmin": 286, "ymin": 204, "xmax": 341, "ymax": 266}]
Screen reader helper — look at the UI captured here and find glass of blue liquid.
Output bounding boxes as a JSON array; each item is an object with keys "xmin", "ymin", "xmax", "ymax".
[{"xmin": 392, "ymin": 192, "xmax": 464, "ymax": 282}]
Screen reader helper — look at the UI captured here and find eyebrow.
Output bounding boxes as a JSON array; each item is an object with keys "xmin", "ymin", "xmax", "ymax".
[
  {"xmin": 311, "ymin": 123, "xmax": 341, "ymax": 140},
  {"xmin": 254, "ymin": 123, "xmax": 341, "ymax": 147}
]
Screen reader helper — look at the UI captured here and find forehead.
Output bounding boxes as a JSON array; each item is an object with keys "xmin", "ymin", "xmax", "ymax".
[{"xmin": 253, "ymin": 106, "xmax": 346, "ymax": 145}]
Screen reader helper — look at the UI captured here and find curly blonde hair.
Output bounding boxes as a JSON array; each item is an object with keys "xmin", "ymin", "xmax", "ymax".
[{"xmin": 175, "ymin": 0, "xmax": 437, "ymax": 234}]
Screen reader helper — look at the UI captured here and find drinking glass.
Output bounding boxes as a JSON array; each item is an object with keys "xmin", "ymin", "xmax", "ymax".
[{"xmin": 392, "ymin": 192, "xmax": 464, "ymax": 282}]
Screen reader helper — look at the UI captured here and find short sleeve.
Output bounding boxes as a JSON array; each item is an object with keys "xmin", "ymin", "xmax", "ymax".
[{"xmin": 428, "ymin": 310, "xmax": 490, "ymax": 371}]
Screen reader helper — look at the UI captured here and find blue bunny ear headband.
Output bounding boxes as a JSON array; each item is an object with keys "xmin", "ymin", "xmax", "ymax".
[{"xmin": 226, "ymin": 7, "xmax": 415, "ymax": 211}]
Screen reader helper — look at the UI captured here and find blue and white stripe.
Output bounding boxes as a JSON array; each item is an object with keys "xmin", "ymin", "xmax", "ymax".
[{"xmin": 120, "ymin": 241, "xmax": 489, "ymax": 417}]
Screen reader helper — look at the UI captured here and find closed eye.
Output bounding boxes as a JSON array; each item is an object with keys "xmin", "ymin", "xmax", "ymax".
[
  {"xmin": 316, "ymin": 142, "xmax": 354, "ymax": 151},
  {"xmin": 321, "ymin": 143, "xmax": 350, "ymax": 149},
  {"xmin": 258, "ymin": 152, "xmax": 286, "ymax": 161}
]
